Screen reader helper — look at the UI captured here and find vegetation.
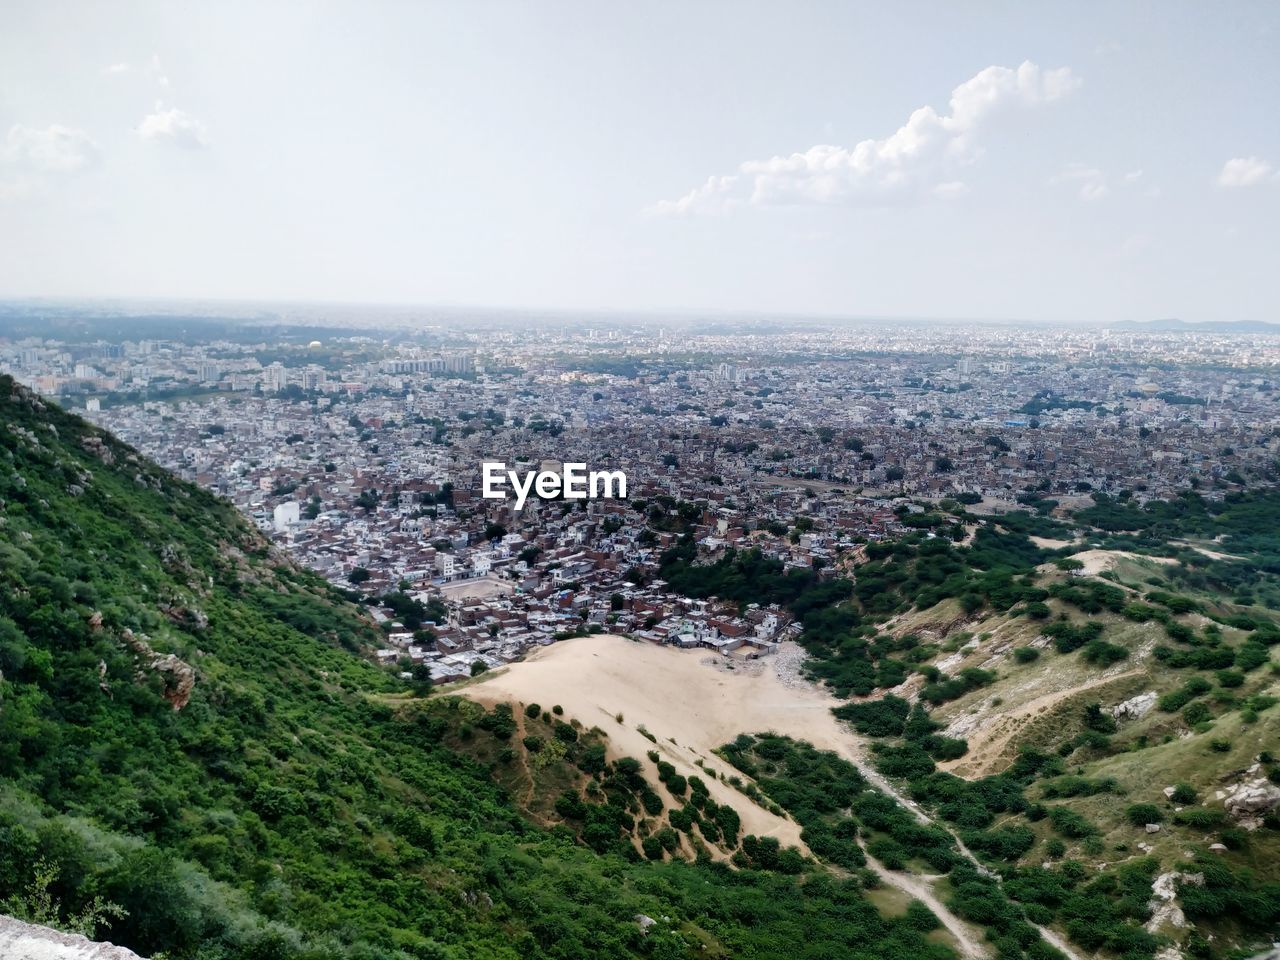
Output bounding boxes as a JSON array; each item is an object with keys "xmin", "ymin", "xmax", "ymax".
[{"xmin": 0, "ymin": 376, "xmax": 983, "ymax": 960}]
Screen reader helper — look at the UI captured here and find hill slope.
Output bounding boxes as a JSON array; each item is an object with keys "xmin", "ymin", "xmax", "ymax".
[{"xmin": 0, "ymin": 376, "xmax": 974, "ymax": 960}]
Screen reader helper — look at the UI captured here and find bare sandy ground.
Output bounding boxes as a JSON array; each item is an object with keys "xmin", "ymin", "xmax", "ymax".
[
  {"xmin": 466, "ymin": 635, "xmax": 853, "ymax": 848},
  {"xmin": 465, "ymin": 635, "xmax": 994, "ymax": 957},
  {"xmin": 1068, "ymin": 549, "xmax": 1178, "ymax": 576},
  {"xmin": 438, "ymin": 576, "xmax": 516, "ymax": 601},
  {"xmin": 1029, "ymin": 535, "xmax": 1077, "ymax": 549}
]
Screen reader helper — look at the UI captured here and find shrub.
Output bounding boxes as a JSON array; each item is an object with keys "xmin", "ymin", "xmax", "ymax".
[
  {"xmin": 1081, "ymin": 639, "xmax": 1128, "ymax": 666},
  {"xmin": 1013, "ymin": 647, "xmax": 1041, "ymax": 664},
  {"xmin": 1048, "ymin": 806, "xmax": 1098, "ymax": 839},
  {"xmin": 1125, "ymin": 804, "xmax": 1163, "ymax": 827},
  {"xmin": 1170, "ymin": 783, "xmax": 1197, "ymax": 804},
  {"xmin": 1173, "ymin": 809, "xmax": 1224, "ymax": 829}
]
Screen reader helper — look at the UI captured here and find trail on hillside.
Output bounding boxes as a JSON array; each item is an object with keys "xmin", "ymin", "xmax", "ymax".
[
  {"xmin": 838, "ymin": 724, "xmax": 1087, "ymax": 960},
  {"xmin": 939, "ymin": 669, "xmax": 1144, "ymax": 779}
]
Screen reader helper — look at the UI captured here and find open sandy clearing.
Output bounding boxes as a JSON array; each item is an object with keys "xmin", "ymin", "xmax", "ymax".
[
  {"xmin": 438, "ymin": 576, "xmax": 516, "ymax": 601},
  {"xmin": 1065, "ymin": 549, "xmax": 1178, "ymax": 576},
  {"xmin": 464, "ymin": 634, "xmax": 990, "ymax": 956},
  {"xmin": 465, "ymin": 635, "xmax": 857, "ymax": 847}
]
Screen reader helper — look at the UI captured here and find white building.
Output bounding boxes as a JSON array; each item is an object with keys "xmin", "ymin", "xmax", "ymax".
[{"xmin": 273, "ymin": 501, "xmax": 301, "ymax": 533}]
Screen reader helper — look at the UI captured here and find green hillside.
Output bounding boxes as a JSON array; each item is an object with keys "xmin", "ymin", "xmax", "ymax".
[{"xmin": 0, "ymin": 378, "xmax": 967, "ymax": 960}]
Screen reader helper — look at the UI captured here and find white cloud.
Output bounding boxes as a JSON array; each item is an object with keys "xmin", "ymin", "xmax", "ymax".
[
  {"xmin": 104, "ymin": 62, "xmax": 133, "ymax": 76},
  {"xmin": 2, "ymin": 124, "xmax": 100, "ymax": 173},
  {"xmin": 654, "ymin": 60, "xmax": 1078, "ymax": 216},
  {"xmin": 1217, "ymin": 156, "xmax": 1274, "ymax": 188},
  {"xmin": 137, "ymin": 104, "xmax": 208, "ymax": 148}
]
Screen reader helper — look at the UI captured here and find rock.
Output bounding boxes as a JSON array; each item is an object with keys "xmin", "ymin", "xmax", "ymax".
[
  {"xmin": 1113, "ymin": 691, "xmax": 1158, "ymax": 721},
  {"xmin": 1146, "ymin": 872, "xmax": 1187, "ymax": 932},
  {"xmin": 1209, "ymin": 843, "xmax": 1228, "ymax": 852},
  {"xmin": 1223, "ymin": 778, "xmax": 1280, "ymax": 823},
  {"xmin": 78, "ymin": 435, "xmax": 115, "ymax": 466},
  {"xmin": 122, "ymin": 629, "xmax": 196, "ymax": 711},
  {"xmin": 0, "ymin": 914, "xmax": 145, "ymax": 958},
  {"xmin": 635, "ymin": 914, "xmax": 656, "ymax": 934},
  {"xmin": 1163, "ymin": 786, "xmax": 1176, "ymax": 799},
  {"xmin": 1146, "ymin": 823, "xmax": 1162, "ymax": 833}
]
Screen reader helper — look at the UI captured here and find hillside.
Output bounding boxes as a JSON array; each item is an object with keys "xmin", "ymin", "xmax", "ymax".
[
  {"xmin": 792, "ymin": 503, "xmax": 1280, "ymax": 959},
  {"xmin": 4, "ymin": 372, "xmax": 1277, "ymax": 960},
  {"xmin": 0, "ymin": 377, "xmax": 979, "ymax": 960}
]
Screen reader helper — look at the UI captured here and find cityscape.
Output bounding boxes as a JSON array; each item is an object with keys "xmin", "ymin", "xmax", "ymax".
[{"xmin": 4, "ymin": 311, "xmax": 1278, "ymax": 690}]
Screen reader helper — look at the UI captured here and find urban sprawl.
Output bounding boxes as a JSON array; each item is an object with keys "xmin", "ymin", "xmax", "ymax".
[{"xmin": 6, "ymin": 314, "xmax": 1279, "ymax": 686}]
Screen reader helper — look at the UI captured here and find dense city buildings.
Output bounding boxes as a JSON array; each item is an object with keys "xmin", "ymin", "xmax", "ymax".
[{"xmin": 5, "ymin": 311, "xmax": 1277, "ymax": 684}]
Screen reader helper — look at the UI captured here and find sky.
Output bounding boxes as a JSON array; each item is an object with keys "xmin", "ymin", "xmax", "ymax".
[{"xmin": 1, "ymin": 1, "xmax": 1277, "ymax": 323}]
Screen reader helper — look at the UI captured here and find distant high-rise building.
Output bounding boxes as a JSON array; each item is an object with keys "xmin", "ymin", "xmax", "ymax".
[
  {"xmin": 197, "ymin": 361, "xmax": 221, "ymax": 383},
  {"xmin": 957, "ymin": 357, "xmax": 974, "ymax": 375},
  {"xmin": 265, "ymin": 362, "xmax": 289, "ymax": 393}
]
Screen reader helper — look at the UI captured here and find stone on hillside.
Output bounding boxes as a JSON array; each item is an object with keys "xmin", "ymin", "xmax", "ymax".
[
  {"xmin": 0, "ymin": 915, "xmax": 145, "ymax": 959},
  {"xmin": 1223, "ymin": 778, "xmax": 1280, "ymax": 826},
  {"xmin": 1112, "ymin": 691, "xmax": 1157, "ymax": 721}
]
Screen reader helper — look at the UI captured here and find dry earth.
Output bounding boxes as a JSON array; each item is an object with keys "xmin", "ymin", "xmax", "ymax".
[{"xmin": 466, "ymin": 635, "xmax": 1004, "ymax": 957}]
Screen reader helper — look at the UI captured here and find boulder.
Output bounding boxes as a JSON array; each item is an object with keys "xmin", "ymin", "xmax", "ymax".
[
  {"xmin": 1113, "ymin": 691, "xmax": 1158, "ymax": 721},
  {"xmin": 1223, "ymin": 778, "xmax": 1280, "ymax": 825},
  {"xmin": 123, "ymin": 629, "xmax": 196, "ymax": 711},
  {"xmin": 0, "ymin": 915, "xmax": 145, "ymax": 959}
]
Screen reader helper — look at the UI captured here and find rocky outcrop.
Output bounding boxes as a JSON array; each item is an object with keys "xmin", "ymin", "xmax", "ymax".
[
  {"xmin": 1223, "ymin": 778, "xmax": 1280, "ymax": 828},
  {"xmin": 1146, "ymin": 871, "xmax": 1203, "ymax": 934},
  {"xmin": 122, "ymin": 629, "xmax": 195, "ymax": 711},
  {"xmin": 0, "ymin": 915, "xmax": 145, "ymax": 959},
  {"xmin": 78, "ymin": 435, "xmax": 115, "ymax": 467},
  {"xmin": 1112, "ymin": 691, "xmax": 1157, "ymax": 721}
]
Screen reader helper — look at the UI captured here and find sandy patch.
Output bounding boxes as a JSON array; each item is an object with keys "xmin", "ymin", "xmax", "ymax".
[
  {"xmin": 465, "ymin": 635, "xmax": 859, "ymax": 848},
  {"xmin": 1030, "ymin": 535, "xmax": 1076, "ymax": 549},
  {"xmin": 438, "ymin": 576, "xmax": 516, "ymax": 601},
  {"xmin": 1066, "ymin": 549, "xmax": 1178, "ymax": 576}
]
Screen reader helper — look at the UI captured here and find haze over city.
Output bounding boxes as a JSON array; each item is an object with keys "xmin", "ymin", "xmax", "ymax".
[{"xmin": 2, "ymin": 1, "xmax": 1279, "ymax": 322}]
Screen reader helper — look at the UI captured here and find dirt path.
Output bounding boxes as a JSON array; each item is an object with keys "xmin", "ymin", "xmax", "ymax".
[
  {"xmin": 939, "ymin": 670, "xmax": 1143, "ymax": 779},
  {"xmin": 859, "ymin": 840, "xmax": 987, "ymax": 959}
]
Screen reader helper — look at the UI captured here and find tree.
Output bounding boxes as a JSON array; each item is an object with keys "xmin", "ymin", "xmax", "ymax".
[
  {"xmin": 411, "ymin": 664, "xmax": 433, "ymax": 697},
  {"xmin": 470, "ymin": 660, "xmax": 489, "ymax": 677},
  {"xmin": 347, "ymin": 567, "xmax": 371, "ymax": 584},
  {"xmin": 484, "ymin": 522, "xmax": 507, "ymax": 541}
]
